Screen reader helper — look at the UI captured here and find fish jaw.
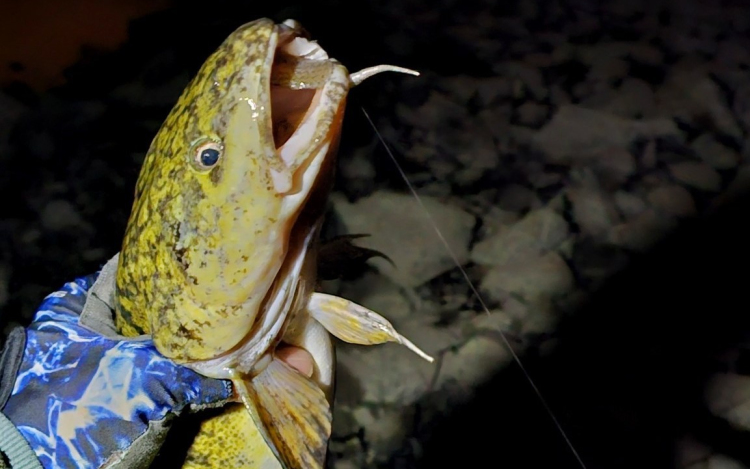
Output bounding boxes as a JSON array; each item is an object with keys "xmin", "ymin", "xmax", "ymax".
[
  {"xmin": 185, "ymin": 218, "xmax": 321, "ymax": 379},
  {"xmin": 114, "ymin": 18, "xmax": 352, "ymax": 362}
]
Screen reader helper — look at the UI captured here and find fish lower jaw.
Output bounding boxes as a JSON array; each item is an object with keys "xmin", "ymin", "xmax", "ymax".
[{"xmin": 184, "ymin": 222, "xmax": 318, "ymax": 380}]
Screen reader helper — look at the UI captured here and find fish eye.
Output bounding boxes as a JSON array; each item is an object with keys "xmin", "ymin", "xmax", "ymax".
[{"xmin": 190, "ymin": 138, "xmax": 223, "ymax": 171}]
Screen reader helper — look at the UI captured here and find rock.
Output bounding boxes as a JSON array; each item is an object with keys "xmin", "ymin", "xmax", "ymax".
[
  {"xmin": 397, "ymin": 92, "xmax": 467, "ymax": 130},
  {"xmin": 599, "ymin": 78, "xmax": 656, "ymax": 118},
  {"xmin": 500, "ymin": 294, "xmax": 559, "ymax": 336},
  {"xmin": 471, "ymin": 208, "xmax": 569, "ymax": 267},
  {"xmin": 706, "ymin": 373, "xmax": 750, "ymax": 431},
  {"xmin": 715, "ymin": 70, "xmax": 750, "ymax": 102},
  {"xmin": 668, "ymin": 161, "xmax": 722, "ymax": 192},
  {"xmin": 478, "ymin": 105, "xmax": 514, "ymax": 142},
  {"xmin": 571, "ymin": 79, "xmax": 608, "ymax": 102},
  {"xmin": 339, "ymin": 145, "xmax": 376, "ymax": 196},
  {"xmin": 614, "ymin": 191, "xmax": 648, "ymax": 219},
  {"xmin": 721, "ymin": 165, "xmax": 750, "ymax": 203},
  {"xmin": 515, "ymin": 101, "xmax": 548, "ymax": 127},
  {"xmin": 591, "ymin": 147, "xmax": 637, "ymax": 188},
  {"xmin": 336, "ymin": 298, "xmax": 460, "ymax": 409},
  {"xmin": 328, "ymin": 436, "xmax": 366, "ymax": 469},
  {"xmin": 434, "ymin": 336, "xmax": 510, "ymax": 392},
  {"xmin": 494, "ymin": 62, "xmax": 547, "ymax": 100},
  {"xmin": 475, "ymin": 76, "xmax": 514, "ymax": 107},
  {"xmin": 331, "ymin": 405, "xmax": 359, "ymax": 438},
  {"xmin": 608, "ymin": 208, "xmax": 678, "ymax": 251},
  {"xmin": 549, "ymin": 83, "xmax": 572, "ymax": 107},
  {"xmin": 523, "ymin": 52, "xmax": 554, "ymax": 68},
  {"xmin": 479, "ymin": 251, "xmax": 575, "ymax": 302},
  {"xmin": 473, "ymin": 205, "xmax": 518, "ymax": 238},
  {"xmin": 570, "ymin": 238, "xmax": 629, "ymax": 287},
  {"xmin": 676, "ymin": 435, "xmax": 713, "ymax": 469},
  {"xmin": 715, "ymin": 38, "xmax": 750, "ymax": 68},
  {"xmin": 328, "ymin": 271, "xmax": 414, "ymax": 323},
  {"xmin": 351, "ymin": 406, "xmax": 412, "ymax": 458},
  {"xmin": 628, "ymin": 42, "xmax": 664, "ymax": 66},
  {"xmin": 708, "ymin": 455, "xmax": 746, "ymax": 469},
  {"xmin": 533, "ymin": 105, "xmax": 681, "ymax": 164},
  {"xmin": 331, "ymin": 457, "xmax": 360, "ymax": 469},
  {"xmin": 439, "ymin": 75, "xmax": 484, "ymax": 106},
  {"xmin": 470, "ymin": 309, "xmax": 518, "ymax": 335},
  {"xmin": 588, "ymin": 56, "xmax": 629, "ymax": 83},
  {"xmin": 567, "ymin": 187, "xmax": 621, "ymax": 238},
  {"xmin": 733, "ymin": 82, "xmax": 750, "ymax": 133},
  {"xmin": 641, "ymin": 139, "xmax": 658, "ymax": 169},
  {"xmin": 331, "ymin": 191, "xmax": 475, "ymax": 288},
  {"xmin": 691, "ymin": 134, "xmax": 740, "ymax": 170},
  {"xmin": 529, "ymin": 170, "xmax": 563, "ymax": 190},
  {"xmin": 40, "ymin": 199, "xmax": 87, "ymax": 232},
  {"xmin": 507, "ymin": 124, "xmax": 535, "ymax": 147},
  {"xmin": 497, "ymin": 184, "xmax": 541, "ymax": 212},
  {"xmin": 394, "ymin": 313, "xmax": 465, "ymax": 360},
  {"xmin": 655, "ymin": 66, "xmax": 743, "ymax": 140},
  {"xmin": 576, "ymin": 42, "xmax": 632, "ymax": 66},
  {"xmin": 647, "ymin": 185, "xmax": 696, "ymax": 217},
  {"xmin": 660, "ymin": 26, "xmax": 717, "ymax": 57},
  {"xmin": 556, "ymin": 288, "xmax": 589, "ymax": 316},
  {"xmin": 631, "ymin": 117, "xmax": 683, "ymax": 139},
  {"xmin": 449, "ymin": 124, "xmax": 501, "ymax": 185},
  {"xmin": 641, "ymin": 174, "xmax": 664, "ymax": 187},
  {"xmin": 335, "ymin": 341, "xmax": 434, "ymax": 406}
]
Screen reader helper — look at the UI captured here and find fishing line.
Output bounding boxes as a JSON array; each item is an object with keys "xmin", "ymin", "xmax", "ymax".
[{"xmin": 361, "ymin": 107, "xmax": 588, "ymax": 469}]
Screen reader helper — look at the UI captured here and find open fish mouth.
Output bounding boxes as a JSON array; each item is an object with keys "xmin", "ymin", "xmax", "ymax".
[
  {"xmin": 262, "ymin": 19, "xmax": 352, "ymax": 195},
  {"xmin": 181, "ymin": 19, "xmax": 422, "ymax": 377},
  {"xmin": 182, "ymin": 21, "xmax": 350, "ymax": 377},
  {"xmin": 264, "ymin": 19, "xmax": 419, "ymax": 194},
  {"xmin": 270, "ymin": 21, "xmax": 330, "ymax": 151}
]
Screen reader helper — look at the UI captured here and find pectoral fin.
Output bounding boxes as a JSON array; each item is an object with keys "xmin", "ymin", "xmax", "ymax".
[
  {"xmin": 308, "ymin": 292, "xmax": 434, "ymax": 362},
  {"xmin": 234, "ymin": 357, "xmax": 332, "ymax": 469},
  {"xmin": 317, "ymin": 234, "xmax": 393, "ymax": 280}
]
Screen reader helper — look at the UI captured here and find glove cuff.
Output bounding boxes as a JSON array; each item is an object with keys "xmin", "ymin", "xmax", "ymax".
[
  {"xmin": 0, "ymin": 412, "xmax": 42, "ymax": 469},
  {"xmin": 0, "ymin": 326, "xmax": 25, "ymax": 409}
]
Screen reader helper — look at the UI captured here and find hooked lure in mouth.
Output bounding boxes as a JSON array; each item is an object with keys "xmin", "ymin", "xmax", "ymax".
[{"xmin": 113, "ymin": 18, "xmax": 431, "ymax": 469}]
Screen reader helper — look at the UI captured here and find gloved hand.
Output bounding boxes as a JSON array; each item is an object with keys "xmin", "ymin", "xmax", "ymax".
[{"xmin": 0, "ymin": 271, "xmax": 234, "ymax": 469}]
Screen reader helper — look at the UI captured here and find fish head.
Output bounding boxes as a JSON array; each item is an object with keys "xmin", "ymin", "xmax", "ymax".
[{"xmin": 115, "ymin": 18, "xmax": 350, "ymax": 363}]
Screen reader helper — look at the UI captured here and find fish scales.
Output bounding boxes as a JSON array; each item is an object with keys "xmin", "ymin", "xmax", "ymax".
[{"xmin": 113, "ymin": 18, "xmax": 432, "ymax": 469}]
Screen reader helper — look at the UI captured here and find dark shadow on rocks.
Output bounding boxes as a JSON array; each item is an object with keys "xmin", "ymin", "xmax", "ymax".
[{"xmin": 415, "ymin": 189, "xmax": 750, "ymax": 469}]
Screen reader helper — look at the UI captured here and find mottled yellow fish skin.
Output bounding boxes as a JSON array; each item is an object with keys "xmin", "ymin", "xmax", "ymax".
[
  {"xmin": 113, "ymin": 17, "xmax": 348, "ymax": 469},
  {"xmin": 114, "ymin": 18, "xmax": 309, "ymax": 361},
  {"xmin": 112, "ymin": 15, "xmax": 426, "ymax": 469},
  {"xmin": 113, "ymin": 17, "xmax": 294, "ymax": 469},
  {"xmin": 114, "ymin": 17, "xmax": 272, "ymax": 341},
  {"xmin": 182, "ymin": 404, "xmax": 282, "ymax": 469}
]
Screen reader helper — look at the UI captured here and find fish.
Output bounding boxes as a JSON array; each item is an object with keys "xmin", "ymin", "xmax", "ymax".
[{"xmin": 112, "ymin": 18, "xmax": 432, "ymax": 469}]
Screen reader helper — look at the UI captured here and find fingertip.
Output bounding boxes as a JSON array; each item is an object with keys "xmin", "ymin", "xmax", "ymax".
[{"xmin": 276, "ymin": 345, "xmax": 315, "ymax": 378}]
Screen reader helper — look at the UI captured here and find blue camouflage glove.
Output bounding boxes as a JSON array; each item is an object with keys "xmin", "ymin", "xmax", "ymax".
[{"xmin": 0, "ymin": 266, "xmax": 234, "ymax": 469}]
